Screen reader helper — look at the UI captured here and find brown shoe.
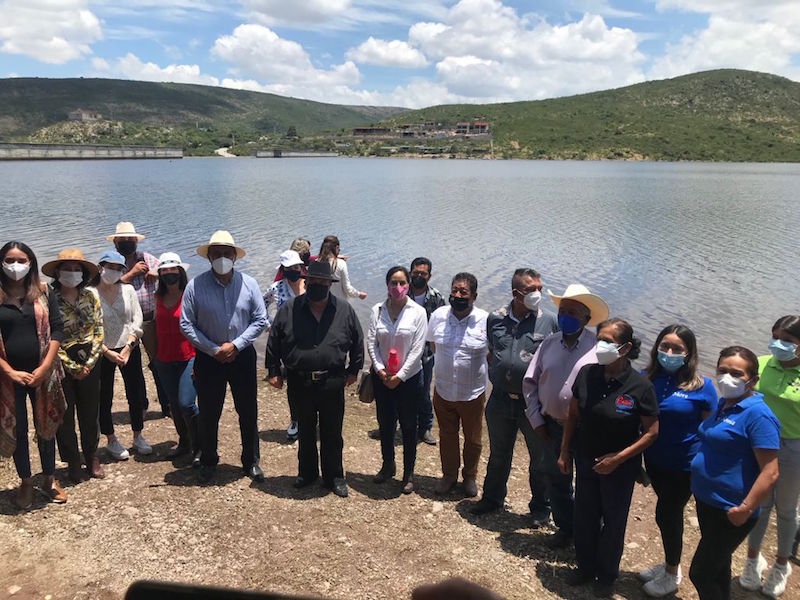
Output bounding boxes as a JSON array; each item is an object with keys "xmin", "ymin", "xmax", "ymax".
[
  {"xmin": 42, "ymin": 477, "xmax": 68, "ymax": 504},
  {"xmin": 14, "ymin": 480, "xmax": 34, "ymax": 510},
  {"xmin": 402, "ymin": 476, "xmax": 414, "ymax": 495},
  {"xmin": 463, "ymin": 478, "xmax": 478, "ymax": 498},
  {"xmin": 435, "ymin": 475, "xmax": 457, "ymax": 495},
  {"xmin": 89, "ymin": 455, "xmax": 105, "ymax": 479}
]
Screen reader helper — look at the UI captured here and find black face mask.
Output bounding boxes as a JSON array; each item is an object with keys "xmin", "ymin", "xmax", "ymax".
[
  {"xmin": 300, "ymin": 253, "xmax": 311, "ymax": 265},
  {"xmin": 411, "ymin": 275, "xmax": 427, "ymax": 290},
  {"xmin": 116, "ymin": 241, "xmax": 137, "ymax": 256},
  {"xmin": 284, "ymin": 270, "xmax": 302, "ymax": 282},
  {"xmin": 449, "ymin": 295, "xmax": 470, "ymax": 312},
  {"xmin": 161, "ymin": 273, "xmax": 180, "ymax": 286},
  {"xmin": 307, "ymin": 283, "xmax": 329, "ymax": 302}
]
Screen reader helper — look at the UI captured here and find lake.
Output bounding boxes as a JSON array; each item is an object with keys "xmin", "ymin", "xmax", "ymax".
[{"xmin": 1, "ymin": 157, "xmax": 798, "ymax": 375}]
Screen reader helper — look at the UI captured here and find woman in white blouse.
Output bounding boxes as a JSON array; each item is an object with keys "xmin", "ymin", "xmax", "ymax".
[
  {"xmin": 317, "ymin": 235, "xmax": 367, "ymax": 302},
  {"xmin": 95, "ymin": 251, "xmax": 151, "ymax": 460},
  {"xmin": 367, "ymin": 266, "xmax": 428, "ymax": 494}
]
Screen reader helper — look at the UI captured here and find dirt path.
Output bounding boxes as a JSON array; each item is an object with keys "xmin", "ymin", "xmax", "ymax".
[
  {"xmin": 214, "ymin": 147, "xmax": 236, "ymax": 158},
  {"xmin": 1, "ymin": 370, "xmax": 794, "ymax": 600}
]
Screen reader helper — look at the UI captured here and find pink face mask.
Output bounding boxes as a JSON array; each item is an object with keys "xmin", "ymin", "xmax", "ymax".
[{"xmin": 388, "ymin": 284, "xmax": 409, "ymax": 301}]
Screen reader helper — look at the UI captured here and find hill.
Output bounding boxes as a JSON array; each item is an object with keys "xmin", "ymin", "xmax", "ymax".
[{"xmin": 379, "ymin": 69, "xmax": 800, "ymax": 161}]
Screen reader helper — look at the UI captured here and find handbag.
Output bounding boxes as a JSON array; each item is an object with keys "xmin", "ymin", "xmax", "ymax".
[{"xmin": 357, "ymin": 369, "xmax": 374, "ymax": 404}]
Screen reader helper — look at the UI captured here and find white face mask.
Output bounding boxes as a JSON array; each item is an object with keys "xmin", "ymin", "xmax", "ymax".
[
  {"xmin": 595, "ymin": 340, "xmax": 622, "ymax": 365},
  {"xmin": 717, "ymin": 373, "xmax": 748, "ymax": 399},
  {"xmin": 3, "ymin": 261, "xmax": 30, "ymax": 281},
  {"xmin": 212, "ymin": 257, "xmax": 234, "ymax": 275},
  {"xmin": 101, "ymin": 268, "xmax": 122, "ymax": 284},
  {"xmin": 58, "ymin": 270, "xmax": 84, "ymax": 288},
  {"xmin": 523, "ymin": 290, "xmax": 542, "ymax": 311}
]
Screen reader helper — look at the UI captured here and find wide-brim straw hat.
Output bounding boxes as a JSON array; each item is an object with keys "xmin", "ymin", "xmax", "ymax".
[
  {"xmin": 156, "ymin": 252, "xmax": 190, "ymax": 272},
  {"xmin": 548, "ymin": 284, "xmax": 610, "ymax": 326},
  {"xmin": 41, "ymin": 248, "xmax": 99, "ymax": 279},
  {"xmin": 196, "ymin": 230, "xmax": 246, "ymax": 259},
  {"xmin": 106, "ymin": 221, "xmax": 145, "ymax": 241}
]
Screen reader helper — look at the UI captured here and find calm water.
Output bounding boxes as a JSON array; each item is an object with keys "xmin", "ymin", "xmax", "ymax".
[{"xmin": 1, "ymin": 158, "xmax": 798, "ymax": 375}]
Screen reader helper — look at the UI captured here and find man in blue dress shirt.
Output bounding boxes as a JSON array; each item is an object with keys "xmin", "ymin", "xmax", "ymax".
[{"xmin": 180, "ymin": 231, "xmax": 268, "ymax": 484}]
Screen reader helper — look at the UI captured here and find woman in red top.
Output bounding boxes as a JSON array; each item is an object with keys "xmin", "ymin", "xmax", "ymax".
[{"xmin": 153, "ymin": 253, "xmax": 198, "ymax": 465}]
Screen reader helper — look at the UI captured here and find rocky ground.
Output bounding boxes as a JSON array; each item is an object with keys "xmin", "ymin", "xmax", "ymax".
[{"xmin": 1, "ymin": 370, "xmax": 796, "ymax": 600}]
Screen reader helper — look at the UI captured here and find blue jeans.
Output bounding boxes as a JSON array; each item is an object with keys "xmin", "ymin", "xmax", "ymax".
[
  {"xmin": 482, "ymin": 388, "xmax": 550, "ymax": 516},
  {"xmin": 12, "ymin": 384, "xmax": 56, "ymax": 479},
  {"xmin": 155, "ymin": 357, "xmax": 198, "ymax": 419},
  {"xmin": 417, "ymin": 356, "xmax": 434, "ymax": 435}
]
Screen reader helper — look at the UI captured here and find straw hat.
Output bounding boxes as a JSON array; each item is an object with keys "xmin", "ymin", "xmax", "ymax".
[
  {"xmin": 196, "ymin": 230, "xmax": 246, "ymax": 259},
  {"xmin": 156, "ymin": 252, "xmax": 190, "ymax": 272},
  {"xmin": 41, "ymin": 248, "xmax": 99, "ymax": 278},
  {"xmin": 106, "ymin": 221, "xmax": 145, "ymax": 241},
  {"xmin": 548, "ymin": 284, "xmax": 610, "ymax": 326}
]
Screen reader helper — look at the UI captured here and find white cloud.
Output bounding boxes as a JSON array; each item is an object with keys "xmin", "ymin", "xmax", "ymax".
[
  {"xmin": 346, "ymin": 37, "xmax": 428, "ymax": 68},
  {"xmin": 94, "ymin": 52, "xmax": 221, "ymax": 86},
  {"xmin": 0, "ymin": 0, "xmax": 102, "ymax": 64},
  {"xmin": 239, "ymin": 0, "xmax": 350, "ymax": 25}
]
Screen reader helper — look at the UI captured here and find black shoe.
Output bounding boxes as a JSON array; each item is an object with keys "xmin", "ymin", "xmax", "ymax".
[
  {"xmin": 367, "ymin": 429, "xmax": 381, "ymax": 440},
  {"xmin": 373, "ymin": 464, "xmax": 396, "ymax": 483},
  {"xmin": 197, "ymin": 465, "xmax": 215, "ymax": 484},
  {"xmin": 293, "ymin": 475, "xmax": 318, "ymax": 489},
  {"xmin": 328, "ymin": 478, "xmax": 348, "ymax": 498},
  {"xmin": 245, "ymin": 464, "xmax": 264, "ymax": 482},
  {"xmin": 161, "ymin": 405, "xmax": 171, "ymax": 418},
  {"xmin": 167, "ymin": 444, "xmax": 190, "ymax": 459},
  {"xmin": 565, "ymin": 569, "xmax": 594, "ymax": 587},
  {"xmin": 469, "ymin": 499, "xmax": 500, "ymax": 515},
  {"xmin": 546, "ymin": 530, "xmax": 573, "ymax": 549},
  {"xmin": 592, "ymin": 581, "xmax": 614, "ymax": 598},
  {"xmin": 191, "ymin": 451, "xmax": 202, "ymax": 469},
  {"xmin": 529, "ymin": 511, "xmax": 551, "ymax": 528}
]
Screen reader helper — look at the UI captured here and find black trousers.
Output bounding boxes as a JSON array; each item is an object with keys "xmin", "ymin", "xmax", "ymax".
[
  {"xmin": 288, "ymin": 371, "xmax": 345, "ymax": 484},
  {"xmin": 56, "ymin": 363, "xmax": 101, "ymax": 465},
  {"xmin": 647, "ymin": 463, "xmax": 693, "ymax": 566},
  {"xmin": 373, "ymin": 369, "xmax": 422, "ymax": 478},
  {"xmin": 99, "ymin": 346, "xmax": 146, "ymax": 435},
  {"xmin": 574, "ymin": 455, "xmax": 640, "ymax": 584},
  {"xmin": 195, "ymin": 346, "xmax": 260, "ymax": 469},
  {"xmin": 690, "ymin": 500, "xmax": 757, "ymax": 600}
]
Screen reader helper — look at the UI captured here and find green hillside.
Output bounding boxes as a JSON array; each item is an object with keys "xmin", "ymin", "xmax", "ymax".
[{"xmin": 379, "ymin": 69, "xmax": 800, "ymax": 161}]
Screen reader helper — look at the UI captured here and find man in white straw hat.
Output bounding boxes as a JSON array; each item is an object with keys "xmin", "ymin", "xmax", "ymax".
[
  {"xmin": 522, "ymin": 283, "xmax": 609, "ymax": 549},
  {"xmin": 106, "ymin": 221, "xmax": 169, "ymax": 418},
  {"xmin": 180, "ymin": 231, "xmax": 268, "ymax": 484}
]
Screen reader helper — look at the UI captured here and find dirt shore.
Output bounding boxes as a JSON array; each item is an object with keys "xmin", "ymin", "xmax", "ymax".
[{"xmin": 1, "ymin": 370, "xmax": 795, "ymax": 600}]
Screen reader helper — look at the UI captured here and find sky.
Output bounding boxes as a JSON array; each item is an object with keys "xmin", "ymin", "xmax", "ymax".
[{"xmin": 1, "ymin": 0, "xmax": 799, "ymax": 108}]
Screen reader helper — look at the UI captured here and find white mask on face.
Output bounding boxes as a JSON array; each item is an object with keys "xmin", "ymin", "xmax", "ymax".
[
  {"xmin": 523, "ymin": 290, "xmax": 542, "ymax": 311},
  {"xmin": 58, "ymin": 270, "xmax": 84, "ymax": 288},
  {"xmin": 717, "ymin": 373, "xmax": 748, "ymax": 399},
  {"xmin": 212, "ymin": 257, "xmax": 234, "ymax": 275},
  {"xmin": 595, "ymin": 340, "xmax": 622, "ymax": 365},
  {"xmin": 3, "ymin": 261, "xmax": 30, "ymax": 281},
  {"xmin": 100, "ymin": 268, "xmax": 122, "ymax": 284}
]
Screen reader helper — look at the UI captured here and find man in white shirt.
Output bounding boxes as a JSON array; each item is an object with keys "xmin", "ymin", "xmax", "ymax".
[{"xmin": 427, "ymin": 272, "xmax": 489, "ymax": 497}]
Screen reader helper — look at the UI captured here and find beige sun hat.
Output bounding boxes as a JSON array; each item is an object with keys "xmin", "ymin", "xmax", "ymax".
[
  {"xmin": 41, "ymin": 248, "xmax": 99, "ymax": 279},
  {"xmin": 196, "ymin": 230, "xmax": 246, "ymax": 259},
  {"xmin": 548, "ymin": 284, "xmax": 610, "ymax": 326},
  {"xmin": 156, "ymin": 252, "xmax": 190, "ymax": 272},
  {"xmin": 106, "ymin": 221, "xmax": 145, "ymax": 241}
]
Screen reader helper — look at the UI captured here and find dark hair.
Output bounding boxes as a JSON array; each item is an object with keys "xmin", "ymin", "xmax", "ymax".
[
  {"xmin": 318, "ymin": 235, "xmax": 340, "ymax": 264},
  {"xmin": 385, "ymin": 266, "xmax": 409, "ymax": 285},
  {"xmin": 156, "ymin": 268, "xmax": 188, "ymax": 297},
  {"xmin": 410, "ymin": 257, "xmax": 432, "ymax": 272},
  {"xmin": 597, "ymin": 317, "xmax": 642, "ymax": 361},
  {"xmin": 50, "ymin": 265, "xmax": 91, "ymax": 291},
  {"xmin": 717, "ymin": 346, "xmax": 759, "ymax": 379},
  {"xmin": 512, "ymin": 268, "xmax": 541, "ymax": 288},
  {"xmin": 644, "ymin": 324, "xmax": 703, "ymax": 391},
  {"xmin": 451, "ymin": 272, "xmax": 478, "ymax": 295},
  {"xmin": 0, "ymin": 241, "xmax": 44, "ymax": 304},
  {"xmin": 773, "ymin": 315, "xmax": 800, "ymax": 341}
]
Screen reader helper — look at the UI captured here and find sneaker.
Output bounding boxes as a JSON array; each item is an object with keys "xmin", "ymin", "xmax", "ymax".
[
  {"xmin": 638, "ymin": 563, "xmax": 666, "ymax": 582},
  {"xmin": 287, "ymin": 420, "xmax": 299, "ymax": 440},
  {"xmin": 739, "ymin": 553, "xmax": 768, "ymax": 591},
  {"xmin": 107, "ymin": 438, "xmax": 130, "ymax": 461},
  {"xmin": 132, "ymin": 434, "xmax": 153, "ymax": 455},
  {"xmin": 762, "ymin": 562, "xmax": 792, "ymax": 598},
  {"xmin": 643, "ymin": 568, "xmax": 681, "ymax": 597}
]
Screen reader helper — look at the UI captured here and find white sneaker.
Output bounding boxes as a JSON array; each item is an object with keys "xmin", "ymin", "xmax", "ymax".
[
  {"xmin": 762, "ymin": 562, "xmax": 792, "ymax": 598},
  {"xmin": 132, "ymin": 434, "xmax": 153, "ymax": 455},
  {"xmin": 739, "ymin": 553, "xmax": 768, "ymax": 591},
  {"xmin": 107, "ymin": 438, "xmax": 130, "ymax": 461},
  {"xmin": 643, "ymin": 568, "xmax": 682, "ymax": 597},
  {"xmin": 638, "ymin": 563, "xmax": 665, "ymax": 582},
  {"xmin": 287, "ymin": 420, "xmax": 299, "ymax": 439}
]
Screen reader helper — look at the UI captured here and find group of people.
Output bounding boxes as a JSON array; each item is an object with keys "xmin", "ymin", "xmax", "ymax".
[{"xmin": 1, "ymin": 224, "xmax": 798, "ymax": 600}]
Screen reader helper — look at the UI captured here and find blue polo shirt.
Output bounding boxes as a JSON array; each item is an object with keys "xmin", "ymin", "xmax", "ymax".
[
  {"xmin": 690, "ymin": 392, "xmax": 779, "ymax": 513},
  {"xmin": 644, "ymin": 374, "xmax": 717, "ymax": 472}
]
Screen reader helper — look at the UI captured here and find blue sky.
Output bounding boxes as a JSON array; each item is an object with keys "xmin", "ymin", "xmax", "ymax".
[{"xmin": 1, "ymin": 1, "xmax": 798, "ymax": 107}]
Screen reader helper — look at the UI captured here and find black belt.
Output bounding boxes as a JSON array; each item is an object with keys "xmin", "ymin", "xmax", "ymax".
[{"xmin": 291, "ymin": 368, "xmax": 345, "ymax": 382}]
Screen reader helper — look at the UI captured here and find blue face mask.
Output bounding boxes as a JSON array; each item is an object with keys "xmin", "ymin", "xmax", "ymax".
[
  {"xmin": 657, "ymin": 350, "xmax": 685, "ymax": 373},
  {"xmin": 558, "ymin": 314, "xmax": 582, "ymax": 335},
  {"xmin": 769, "ymin": 338, "xmax": 798, "ymax": 362}
]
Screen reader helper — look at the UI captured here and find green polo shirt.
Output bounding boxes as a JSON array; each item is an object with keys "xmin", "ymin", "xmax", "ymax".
[{"xmin": 756, "ymin": 355, "xmax": 800, "ymax": 439}]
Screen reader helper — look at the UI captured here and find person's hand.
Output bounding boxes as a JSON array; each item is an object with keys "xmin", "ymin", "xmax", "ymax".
[
  {"xmin": 130, "ymin": 260, "xmax": 149, "ymax": 277},
  {"xmin": 727, "ymin": 504, "xmax": 752, "ymax": 526},
  {"xmin": 385, "ymin": 375, "xmax": 401, "ymax": 390},
  {"xmin": 6, "ymin": 369, "xmax": 33, "ymax": 386},
  {"xmin": 268, "ymin": 375, "xmax": 284, "ymax": 389},
  {"xmin": 358, "ymin": 291, "xmax": 367, "ymax": 300},
  {"xmin": 119, "ymin": 344, "xmax": 131, "ymax": 362},
  {"xmin": 105, "ymin": 350, "xmax": 126, "ymax": 366},
  {"xmin": 533, "ymin": 425, "xmax": 551, "ymax": 443},
  {"xmin": 557, "ymin": 452, "xmax": 571, "ymax": 475},
  {"xmin": 339, "ymin": 254, "xmax": 348, "ymax": 261},
  {"xmin": 345, "ymin": 373, "xmax": 357, "ymax": 387},
  {"xmin": 215, "ymin": 342, "xmax": 238, "ymax": 363},
  {"xmin": 28, "ymin": 364, "xmax": 50, "ymax": 388},
  {"xmin": 73, "ymin": 366, "xmax": 91, "ymax": 381},
  {"xmin": 593, "ymin": 452, "xmax": 620, "ymax": 475}
]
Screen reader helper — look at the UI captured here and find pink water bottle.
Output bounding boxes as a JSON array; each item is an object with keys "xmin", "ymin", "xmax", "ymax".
[{"xmin": 387, "ymin": 349, "xmax": 399, "ymax": 375}]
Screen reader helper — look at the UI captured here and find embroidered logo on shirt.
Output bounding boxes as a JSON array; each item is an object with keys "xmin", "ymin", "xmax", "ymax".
[
  {"xmin": 723, "ymin": 418, "xmax": 736, "ymax": 426},
  {"xmin": 615, "ymin": 395, "xmax": 634, "ymax": 413}
]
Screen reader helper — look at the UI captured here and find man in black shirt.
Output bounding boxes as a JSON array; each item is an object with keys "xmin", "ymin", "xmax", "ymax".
[{"xmin": 266, "ymin": 261, "xmax": 364, "ymax": 498}]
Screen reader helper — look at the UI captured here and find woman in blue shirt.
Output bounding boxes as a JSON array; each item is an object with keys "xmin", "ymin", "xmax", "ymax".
[
  {"xmin": 638, "ymin": 325, "xmax": 717, "ymax": 597},
  {"xmin": 689, "ymin": 346, "xmax": 780, "ymax": 600}
]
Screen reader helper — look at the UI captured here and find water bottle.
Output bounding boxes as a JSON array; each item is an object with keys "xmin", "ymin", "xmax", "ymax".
[{"xmin": 387, "ymin": 349, "xmax": 399, "ymax": 375}]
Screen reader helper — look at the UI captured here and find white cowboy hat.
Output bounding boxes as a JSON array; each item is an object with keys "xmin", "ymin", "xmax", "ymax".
[
  {"xmin": 196, "ymin": 230, "xmax": 246, "ymax": 259},
  {"xmin": 278, "ymin": 250, "xmax": 304, "ymax": 269},
  {"xmin": 106, "ymin": 221, "xmax": 145, "ymax": 241},
  {"xmin": 548, "ymin": 284, "xmax": 610, "ymax": 326},
  {"xmin": 156, "ymin": 252, "xmax": 190, "ymax": 272}
]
